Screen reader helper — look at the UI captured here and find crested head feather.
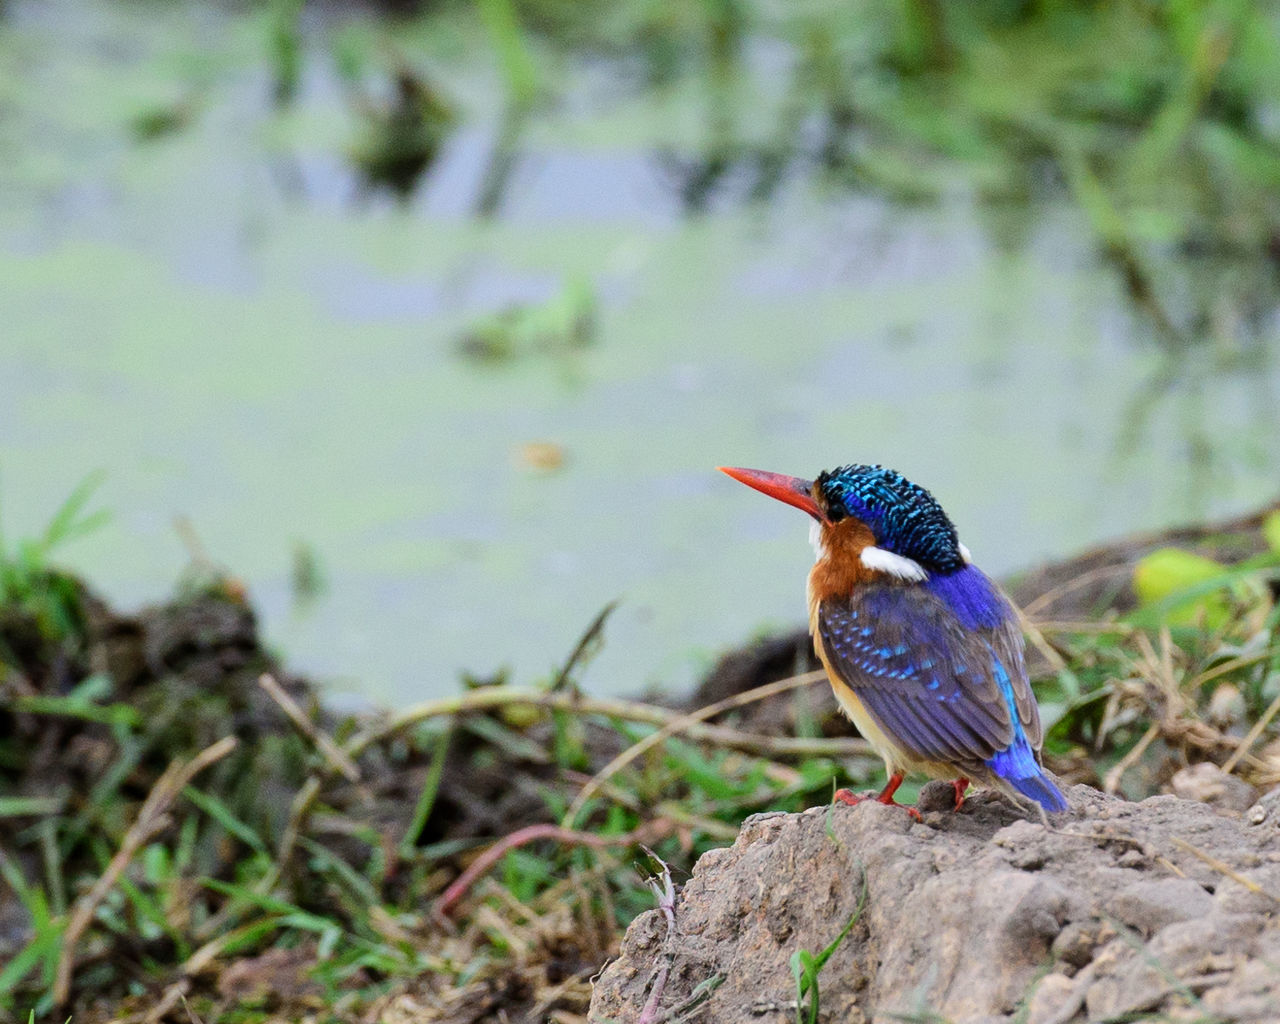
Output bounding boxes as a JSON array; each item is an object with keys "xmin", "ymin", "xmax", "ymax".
[{"xmin": 814, "ymin": 464, "xmax": 965, "ymax": 574}]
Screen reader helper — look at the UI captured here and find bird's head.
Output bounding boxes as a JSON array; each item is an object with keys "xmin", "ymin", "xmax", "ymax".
[{"xmin": 718, "ymin": 463, "xmax": 969, "ymax": 580}]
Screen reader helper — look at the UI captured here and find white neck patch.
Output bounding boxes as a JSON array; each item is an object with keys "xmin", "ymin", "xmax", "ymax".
[
  {"xmin": 860, "ymin": 545, "xmax": 929, "ymax": 582},
  {"xmin": 808, "ymin": 519, "xmax": 825, "ymax": 562},
  {"xmin": 958, "ymin": 541, "xmax": 972, "ymax": 564}
]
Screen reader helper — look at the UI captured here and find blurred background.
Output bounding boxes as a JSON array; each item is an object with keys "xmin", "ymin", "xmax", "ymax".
[{"xmin": 2, "ymin": 0, "xmax": 1278, "ymax": 705}]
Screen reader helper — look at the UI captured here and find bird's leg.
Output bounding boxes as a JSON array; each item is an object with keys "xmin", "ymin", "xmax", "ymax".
[
  {"xmin": 875, "ymin": 773, "xmax": 923, "ymax": 820},
  {"xmin": 833, "ymin": 773, "xmax": 921, "ymax": 821},
  {"xmin": 876, "ymin": 772, "xmax": 906, "ymax": 803},
  {"xmin": 952, "ymin": 777, "xmax": 970, "ymax": 810}
]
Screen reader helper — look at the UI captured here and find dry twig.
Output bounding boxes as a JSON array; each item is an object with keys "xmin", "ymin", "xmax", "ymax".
[
  {"xmin": 54, "ymin": 736, "xmax": 238, "ymax": 1005},
  {"xmin": 1019, "ymin": 611, "xmax": 1072, "ymax": 677},
  {"xmin": 435, "ymin": 820, "xmax": 674, "ymax": 917},
  {"xmin": 1170, "ymin": 837, "xmax": 1280, "ymax": 903},
  {"xmin": 258, "ymin": 672, "xmax": 360, "ymax": 782},
  {"xmin": 1103, "ymin": 722, "xmax": 1160, "ymax": 795},
  {"xmin": 344, "ymin": 681, "xmax": 856, "ymax": 763},
  {"xmin": 1223, "ymin": 689, "xmax": 1280, "ymax": 775},
  {"xmin": 562, "ymin": 671, "xmax": 829, "ymax": 828},
  {"xmin": 114, "ymin": 979, "xmax": 191, "ymax": 1024},
  {"xmin": 1020, "ymin": 564, "xmax": 1131, "ymax": 618}
]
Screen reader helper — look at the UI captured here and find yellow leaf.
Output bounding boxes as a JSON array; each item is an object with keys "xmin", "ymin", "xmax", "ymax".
[
  {"xmin": 1263, "ymin": 511, "xmax": 1280, "ymax": 555},
  {"xmin": 1132, "ymin": 547, "xmax": 1232, "ymax": 628}
]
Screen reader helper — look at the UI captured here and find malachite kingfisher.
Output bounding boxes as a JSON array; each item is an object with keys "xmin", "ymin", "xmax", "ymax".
[{"xmin": 718, "ymin": 463, "xmax": 1068, "ymax": 817}]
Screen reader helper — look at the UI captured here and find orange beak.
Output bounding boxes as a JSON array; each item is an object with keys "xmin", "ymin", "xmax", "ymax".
[{"xmin": 717, "ymin": 466, "xmax": 823, "ymax": 520}]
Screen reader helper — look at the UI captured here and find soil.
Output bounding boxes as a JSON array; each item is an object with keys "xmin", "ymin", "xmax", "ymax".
[{"xmin": 590, "ymin": 781, "xmax": 1280, "ymax": 1023}]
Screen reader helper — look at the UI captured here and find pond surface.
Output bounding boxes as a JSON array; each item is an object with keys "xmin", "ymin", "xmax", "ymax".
[{"xmin": 2, "ymin": 0, "xmax": 1278, "ymax": 705}]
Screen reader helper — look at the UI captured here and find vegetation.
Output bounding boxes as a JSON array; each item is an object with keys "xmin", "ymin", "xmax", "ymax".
[
  {"xmin": 304, "ymin": 0, "xmax": 1280, "ymax": 340},
  {"xmin": 790, "ymin": 871, "xmax": 866, "ymax": 1024},
  {"xmin": 0, "ymin": 474, "xmax": 108, "ymax": 664},
  {"xmin": 1030, "ymin": 518, "xmax": 1280, "ymax": 799},
  {"xmin": 1, "ymin": 485, "xmax": 1279, "ymax": 1022}
]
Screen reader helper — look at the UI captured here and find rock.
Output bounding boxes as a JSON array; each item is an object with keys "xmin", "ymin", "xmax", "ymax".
[
  {"xmin": 917, "ymin": 778, "xmax": 964, "ymax": 813},
  {"xmin": 1245, "ymin": 783, "xmax": 1280, "ymax": 830},
  {"xmin": 1106, "ymin": 877, "xmax": 1214, "ymax": 935},
  {"xmin": 1213, "ymin": 861, "xmax": 1280, "ymax": 916},
  {"xmin": 1084, "ymin": 913, "xmax": 1261, "ymax": 1019},
  {"xmin": 590, "ymin": 786, "xmax": 1280, "ymax": 1023},
  {"xmin": 1207, "ymin": 683, "xmax": 1247, "ymax": 730},
  {"xmin": 1025, "ymin": 973, "xmax": 1076, "ymax": 1024},
  {"xmin": 1170, "ymin": 762, "xmax": 1257, "ymax": 813},
  {"xmin": 1051, "ymin": 920, "xmax": 1110, "ymax": 968}
]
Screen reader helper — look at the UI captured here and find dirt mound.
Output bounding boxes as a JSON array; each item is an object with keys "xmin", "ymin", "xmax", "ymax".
[{"xmin": 591, "ymin": 783, "xmax": 1280, "ymax": 1023}]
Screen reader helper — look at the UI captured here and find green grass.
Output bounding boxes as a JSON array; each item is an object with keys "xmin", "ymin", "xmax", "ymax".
[
  {"xmin": 791, "ymin": 872, "xmax": 866, "ymax": 1024},
  {"xmin": 0, "ymin": 472, "xmax": 107, "ymax": 660}
]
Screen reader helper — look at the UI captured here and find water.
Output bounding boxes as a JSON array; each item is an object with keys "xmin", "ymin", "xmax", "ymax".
[{"xmin": 2, "ymin": 0, "xmax": 1277, "ymax": 705}]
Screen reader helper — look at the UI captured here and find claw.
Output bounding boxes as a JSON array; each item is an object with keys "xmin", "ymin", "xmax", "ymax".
[
  {"xmin": 952, "ymin": 777, "xmax": 970, "ymax": 811},
  {"xmin": 833, "ymin": 773, "xmax": 922, "ymax": 821}
]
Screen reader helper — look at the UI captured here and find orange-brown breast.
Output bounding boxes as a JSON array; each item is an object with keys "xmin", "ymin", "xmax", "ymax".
[
  {"xmin": 806, "ymin": 517, "xmax": 881, "ymax": 609},
  {"xmin": 806, "ymin": 517, "xmax": 928, "ymax": 773}
]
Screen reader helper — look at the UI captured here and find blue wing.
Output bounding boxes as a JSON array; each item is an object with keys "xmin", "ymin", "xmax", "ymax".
[{"xmin": 817, "ymin": 568, "xmax": 1065, "ymax": 810}]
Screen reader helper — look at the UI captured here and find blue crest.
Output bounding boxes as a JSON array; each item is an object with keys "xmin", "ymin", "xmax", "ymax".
[{"xmin": 815, "ymin": 464, "xmax": 964, "ymax": 573}]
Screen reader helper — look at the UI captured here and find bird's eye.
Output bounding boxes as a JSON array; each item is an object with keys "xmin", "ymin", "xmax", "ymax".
[{"xmin": 815, "ymin": 487, "xmax": 847, "ymax": 523}]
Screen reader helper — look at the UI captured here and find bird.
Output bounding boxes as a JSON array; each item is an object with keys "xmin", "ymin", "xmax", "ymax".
[{"xmin": 718, "ymin": 462, "xmax": 1068, "ymax": 816}]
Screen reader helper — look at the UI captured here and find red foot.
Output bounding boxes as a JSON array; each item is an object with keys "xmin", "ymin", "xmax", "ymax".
[
  {"xmin": 833, "ymin": 773, "xmax": 922, "ymax": 822},
  {"xmin": 952, "ymin": 777, "xmax": 970, "ymax": 811}
]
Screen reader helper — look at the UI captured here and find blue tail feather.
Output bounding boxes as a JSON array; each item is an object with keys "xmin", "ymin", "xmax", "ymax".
[
  {"xmin": 987, "ymin": 649, "xmax": 1069, "ymax": 812},
  {"xmin": 1004, "ymin": 767, "xmax": 1068, "ymax": 812},
  {"xmin": 987, "ymin": 739, "xmax": 1068, "ymax": 812}
]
